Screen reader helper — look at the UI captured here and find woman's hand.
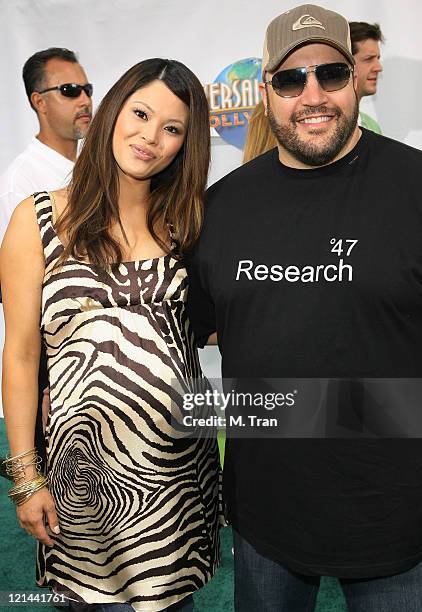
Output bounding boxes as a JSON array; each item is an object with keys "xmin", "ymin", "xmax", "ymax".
[{"xmin": 16, "ymin": 486, "xmax": 59, "ymax": 547}]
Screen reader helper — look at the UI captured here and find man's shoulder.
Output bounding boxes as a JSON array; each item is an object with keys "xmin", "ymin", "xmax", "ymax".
[
  {"xmin": 206, "ymin": 148, "xmax": 276, "ymax": 205},
  {"xmin": 1, "ymin": 139, "xmax": 42, "ymax": 177},
  {"xmin": 365, "ymin": 129, "xmax": 422, "ymax": 166},
  {"xmin": 0, "ymin": 152, "xmax": 34, "ymax": 198}
]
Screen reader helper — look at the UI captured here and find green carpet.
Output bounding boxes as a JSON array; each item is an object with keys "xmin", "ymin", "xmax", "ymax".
[{"xmin": 0, "ymin": 419, "xmax": 347, "ymax": 611}]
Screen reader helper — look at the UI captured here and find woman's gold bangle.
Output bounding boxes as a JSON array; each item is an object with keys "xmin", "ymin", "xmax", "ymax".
[
  {"xmin": 8, "ymin": 474, "xmax": 49, "ymax": 506},
  {"xmin": 3, "ymin": 448, "xmax": 39, "ymax": 482}
]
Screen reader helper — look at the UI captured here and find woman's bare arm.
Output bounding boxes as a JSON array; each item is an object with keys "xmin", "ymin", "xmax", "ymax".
[
  {"xmin": 1, "ymin": 197, "xmax": 58, "ymax": 546},
  {"xmin": 206, "ymin": 332, "xmax": 218, "ymax": 346}
]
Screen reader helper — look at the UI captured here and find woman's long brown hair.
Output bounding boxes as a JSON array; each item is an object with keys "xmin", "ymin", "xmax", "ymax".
[{"xmin": 56, "ymin": 58, "xmax": 210, "ymax": 269}]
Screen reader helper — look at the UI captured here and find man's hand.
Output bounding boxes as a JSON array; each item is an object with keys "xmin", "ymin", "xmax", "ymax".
[{"xmin": 207, "ymin": 333, "xmax": 218, "ymax": 345}]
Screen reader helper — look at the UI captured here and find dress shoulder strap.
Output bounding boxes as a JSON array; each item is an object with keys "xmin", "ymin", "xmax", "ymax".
[{"xmin": 33, "ymin": 191, "xmax": 64, "ymax": 269}]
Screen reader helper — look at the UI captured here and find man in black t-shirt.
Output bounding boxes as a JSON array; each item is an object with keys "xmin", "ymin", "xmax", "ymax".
[{"xmin": 188, "ymin": 3, "xmax": 422, "ymax": 612}]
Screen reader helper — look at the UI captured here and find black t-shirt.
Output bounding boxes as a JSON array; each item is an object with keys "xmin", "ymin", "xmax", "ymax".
[{"xmin": 187, "ymin": 128, "xmax": 422, "ymax": 579}]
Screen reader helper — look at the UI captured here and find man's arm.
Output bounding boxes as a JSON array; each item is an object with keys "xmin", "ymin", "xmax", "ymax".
[{"xmin": 186, "ymin": 248, "xmax": 217, "ymax": 348}]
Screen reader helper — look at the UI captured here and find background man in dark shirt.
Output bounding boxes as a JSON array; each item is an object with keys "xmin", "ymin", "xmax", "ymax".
[{"xmin": 188, "ymin": 4, "xmax": 422, "ymax": 610}]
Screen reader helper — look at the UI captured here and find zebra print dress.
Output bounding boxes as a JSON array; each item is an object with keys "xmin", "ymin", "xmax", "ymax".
[{"xmin": 34, "ymin": 192, "xmax": 221, "ymax": 610}]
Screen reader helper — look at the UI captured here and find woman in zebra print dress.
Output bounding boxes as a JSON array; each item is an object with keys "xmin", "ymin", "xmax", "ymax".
[{"xmin": 1, "ymin": 59, "xmax": 220, "ymax": 611}]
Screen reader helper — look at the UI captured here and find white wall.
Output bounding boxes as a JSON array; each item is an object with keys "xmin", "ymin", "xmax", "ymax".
[{"xmin": 2, "ymin": 0, "xmax": 422, "ymax": 184}]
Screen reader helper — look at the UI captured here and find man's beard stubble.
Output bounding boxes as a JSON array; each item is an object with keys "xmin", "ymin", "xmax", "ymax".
[
  {"xmin": 267, "ymin": 96, "xmax": 359, "ymax": 167},
  {"xmin": 73, "ymin": 105, "xmax": 92, "ymax": 140},
  {"xmin": 73, "ymin": 126, "xmax": 86, "ymax": 139}
]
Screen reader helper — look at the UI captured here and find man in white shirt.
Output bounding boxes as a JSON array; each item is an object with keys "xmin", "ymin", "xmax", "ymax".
[
  {"xmin": 0, "ymin": 47, "xmax": 93, "ymax": 242},
  {"xmin": 0, "ymin": 48, "xmax": 92, "ymax": 477}
]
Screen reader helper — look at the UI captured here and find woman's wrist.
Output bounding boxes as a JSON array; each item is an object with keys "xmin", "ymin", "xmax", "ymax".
[
  {"xmin": 3, "ymin": 447, "xmax": 40, "ymax": 482},
  {"xmin": 8, "ymin": 474, "xmax": 49, "ymax": 506},
  {"xmin": 3, "ymin": 448, "xmax": 48, "ymax": 504}
]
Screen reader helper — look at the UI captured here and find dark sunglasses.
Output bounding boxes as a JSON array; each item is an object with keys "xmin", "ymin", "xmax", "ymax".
[
  {"xmin": 37, "ymin": 83, "xmax": 93, "ymax": 98},
  {"xmin": 264, "ymin": 62, "xmax": 353, "ymax": 98}
]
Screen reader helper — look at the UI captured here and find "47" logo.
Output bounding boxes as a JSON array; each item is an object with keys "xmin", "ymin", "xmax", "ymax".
[{"xmin": 330, "ymin": 238, "xmax": 358, "ymax": 257}]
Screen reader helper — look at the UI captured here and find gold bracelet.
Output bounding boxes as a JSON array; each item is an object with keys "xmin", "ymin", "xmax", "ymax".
[
  {"xmin": 6, "ymin": 456, "xmax": 41, "ymax": 483},
  {"xmin": 8, "ymin": 474, "xmax": 48, "ymax": 506},
  {"xmin": 3, "ymin": 448, "xmax": 36, "ymax": 463},
  {"xmin": 8, "ymin": 474, "xmax": 47, "ymax": 500},
  {"xmin": 3, "ymin": 448, "xmax": 39, "ymax": 482}
]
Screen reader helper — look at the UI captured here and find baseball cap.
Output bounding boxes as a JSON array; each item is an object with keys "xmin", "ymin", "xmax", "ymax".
[{"xmin": 262, "ymin": 4, "xmax": 354, "ymax": 76}]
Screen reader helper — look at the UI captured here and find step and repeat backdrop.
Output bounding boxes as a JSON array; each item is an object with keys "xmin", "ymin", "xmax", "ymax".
[{"xmin": 0, "ymin": 0, "xmax": 421, "ymax": 414}]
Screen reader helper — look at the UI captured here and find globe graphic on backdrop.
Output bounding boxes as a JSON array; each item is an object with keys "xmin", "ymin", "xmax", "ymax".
[{"xmin": 213, "ymin": 57, "xmax": 262, "ymax": 150}]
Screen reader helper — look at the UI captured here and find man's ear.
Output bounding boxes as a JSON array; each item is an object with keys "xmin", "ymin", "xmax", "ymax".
[{"xmin": 30, "ymin": 91, "xmax": 47, "ymax": 115}]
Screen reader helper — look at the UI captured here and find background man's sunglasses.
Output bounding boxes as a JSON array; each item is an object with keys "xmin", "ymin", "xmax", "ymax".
[
  {"xmin": 264, "ymin": 62, "xmax": 353, "ymax": 98},
  {"xmin": 37, "ymin": 83, "xmax": 93, "ymax": 98}
]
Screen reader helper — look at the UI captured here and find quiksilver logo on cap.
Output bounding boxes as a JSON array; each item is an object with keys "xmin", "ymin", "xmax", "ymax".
[{"xmin": 292, "ymin": 14, "xmax": 325, "ymax": 31}]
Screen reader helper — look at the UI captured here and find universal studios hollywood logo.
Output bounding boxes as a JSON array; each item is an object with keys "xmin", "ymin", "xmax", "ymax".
[{"xmin": 204, "ymin": 58, "xmax": 262, "ymax": 150}]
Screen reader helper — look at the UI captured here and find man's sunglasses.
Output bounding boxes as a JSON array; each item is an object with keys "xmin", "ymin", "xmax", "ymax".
[
  {"xmin": 37, "ymin": 83, "xmax": 93, "ymax": 98},
  {"xmin": 264, "ymin": 62, "xmax": 353, "ymax": 98}
]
